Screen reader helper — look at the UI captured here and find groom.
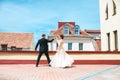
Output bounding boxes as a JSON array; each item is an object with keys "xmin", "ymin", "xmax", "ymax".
[{"xmin": 35, "ymin": 34, "xmax": 54, "ymax": 67}]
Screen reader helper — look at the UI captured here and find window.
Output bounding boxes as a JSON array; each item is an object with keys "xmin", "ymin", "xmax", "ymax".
[
  {"xmin": 11, "ymin": 46, "xmax": 16, "ymax": 51},
  {"xmin": 56, "ymin": 43, "xmax": 58, "ymax": 49},
  {"xmin": 107, "ymin": 33, "xmax": 110, "ymax": 51},
  {"xmin": 114, "ymin": 31, "xmax": 118, "ymax": 51},
  {"xmin": 68, "ymin": 43, "xmax": 72, "ymax": 50},
  {"xmin": 105, "ymin": 3, "xmax": 108, "ymax": 20},
  {"xmin": 74, "ymin": 25, "xmax": 80, "ymax": 35},
  {"xmin": 79, "ymin": 43, "xmax": 83, "ymax": 50},
  {"xmin": 105, "ymin": 0, "xmax": 116, "ymax": 20},
  {"xmin": 63, "ymin": 26, "xmax": 69, "ymax": 35},
  {"xmin": 16, "ymin": 48, "xmax": 22, "ymax": 51},
  {"xmin": 112, "ymin": 0, "xmax": 116, "ymax": 16},
  {"xmin": 1, "ymin": 44, "xmax": 7, "ymax": 50}
]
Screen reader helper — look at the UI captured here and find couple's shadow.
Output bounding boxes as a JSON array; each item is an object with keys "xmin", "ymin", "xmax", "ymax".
[{"xmin": 41, "ymin": 64, "xmax": 76, "ymax": 69}]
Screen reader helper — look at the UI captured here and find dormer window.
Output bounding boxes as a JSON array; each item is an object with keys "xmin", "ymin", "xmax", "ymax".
[
  {"xmin": 1, "ymin": 44, "xmax": 7, "ymax": 50},
  {"xmin": 74, "ymin": 25, "xmax": 80, "ymax": 35},
  {"xmin": 63, "ymin": 25, "xmax": 69, "ymax": 35},
  {"xmin": 11, "ymin": 46, "xmax": 16, "ymax": 51}
]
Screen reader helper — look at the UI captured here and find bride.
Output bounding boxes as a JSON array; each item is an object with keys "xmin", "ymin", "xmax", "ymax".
[{"xmin": 50, "ymin": 34, "xmax": 74, "ymax": 68}]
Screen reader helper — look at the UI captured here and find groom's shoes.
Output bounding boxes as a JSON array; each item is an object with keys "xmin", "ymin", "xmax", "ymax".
[
  {"xmin": 36, "ymin": 65, "xmax": 38, "ymax": 67},
  {"xmin": 49, "ymin": 64, "xmax": 51, "ymax": 67}
]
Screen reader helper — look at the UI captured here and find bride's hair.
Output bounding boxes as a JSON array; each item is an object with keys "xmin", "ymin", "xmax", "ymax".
[{"xmin": 60, "ymin": 34, "xmax": 64, "ymax": 39}]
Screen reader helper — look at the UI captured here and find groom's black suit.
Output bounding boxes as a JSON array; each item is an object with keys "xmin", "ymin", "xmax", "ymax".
[{"xmin": 35, "ymin": 38, "xmax": 54, "ymax": 67}]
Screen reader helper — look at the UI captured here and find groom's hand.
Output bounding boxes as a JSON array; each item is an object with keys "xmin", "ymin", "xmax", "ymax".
[{"xmin": 52, "ymin": 39, "xmax": 54, "ymax": 41}]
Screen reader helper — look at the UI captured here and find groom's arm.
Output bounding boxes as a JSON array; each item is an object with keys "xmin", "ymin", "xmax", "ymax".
[
  {"xmin": 47, "ymin": 39, "xmax": 54, "ymax": 42},
  {"xmin": 35, "ymin": 40, "xmax": 40, "ymax": 50}
]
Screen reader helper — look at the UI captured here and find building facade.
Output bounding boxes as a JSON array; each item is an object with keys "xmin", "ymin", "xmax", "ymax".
[
  {"xmin": 0, "ymin": 33, "xmax": 34, "ymax": 51},
  {"xmin": 48, "ymin": 22, "xmax": 101, "ymax": 51},
  {"xmin": 100, "ymin": 0, "xmax": 120, "ymax": 51}
]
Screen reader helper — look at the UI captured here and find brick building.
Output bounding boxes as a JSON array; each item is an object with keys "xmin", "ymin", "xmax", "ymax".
[{"xmin": 0, "ymin": 32, "xmax": 34, "ymax": 51}]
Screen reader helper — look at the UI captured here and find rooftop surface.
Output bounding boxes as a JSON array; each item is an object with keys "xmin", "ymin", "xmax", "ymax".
[{"xmin": 0, "ymin": 64, "xmax": 120, "ymax": 80}]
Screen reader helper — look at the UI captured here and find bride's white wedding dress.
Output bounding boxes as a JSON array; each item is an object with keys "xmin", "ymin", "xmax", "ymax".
[{"xmin": 50, "ymin": 39, "xmax": 74, "ymax": 68}]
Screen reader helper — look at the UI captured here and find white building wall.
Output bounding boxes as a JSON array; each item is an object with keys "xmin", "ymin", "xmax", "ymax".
[
  {"xmin": 72, "ymin": 43, "xmax": 79, "ymax": 51},
  {"xmin": 48, "ymin": 38, "xmax": 95, "ymax": 51},
  {"xmin": 53, "ymin": 43, "xmax": 57, "ymax": 51},
  {"xmin": 63, "ymin": 43, "xmax": 68, "ymax": 51},
  {"xmin": 83, "ymin": 42, "xmax": 95, "ymax": 51},
  {"xmin": 48, "ymin": 43, "xmax": 52, "ymax": 51},
  {"xmin": 100, "ymin": 0, "xmax": 120, "ymax": 51}
]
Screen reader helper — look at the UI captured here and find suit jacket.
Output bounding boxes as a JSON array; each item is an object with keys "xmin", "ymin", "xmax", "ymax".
[{"xmin": 35, "ymin": 38, "xmax": 54, "ymax": 52}]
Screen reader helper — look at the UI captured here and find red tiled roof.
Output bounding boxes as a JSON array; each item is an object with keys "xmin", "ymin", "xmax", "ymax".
[
  {"xmin": 50, "ymin": 29, "xmax": 90, "ymax": 37},
  {"xmin": 50, "ymin": 22, "xmax": 75, "ymax": 36},
  {"xmin": 85, "ymin": 30, "xmax": 100, "ymax": 33},
  {"xmin": 50, "ymin": 28, "xmax": 101, "ymax": 37},
  {"xmin": 80, "ymin": 30, "xmax": 90, "ymax": 37},
  {"xmin": 0, "ymin": 33, "xmax": 33, "ymax": 48},
  {"xmin": 58, "ymin": 22, "xmax": 75, "ymax": 28}
]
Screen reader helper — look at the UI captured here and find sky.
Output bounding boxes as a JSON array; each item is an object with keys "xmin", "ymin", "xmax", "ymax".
[{"xmin": 0, "ymin": 0, "xmax": 100, "ymax": 44}]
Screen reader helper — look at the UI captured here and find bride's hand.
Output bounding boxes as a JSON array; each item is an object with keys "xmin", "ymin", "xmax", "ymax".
[
  {"xmin": 55, "ymin": 36, "xmax": 58, "ymax": 40},
  {"xmin": 54, "ymin": 37, "xmax": 56, "ymax": 39},
  {"xmin": 57, "ymin": 47, "xmax": 61, "ymax": 50}
]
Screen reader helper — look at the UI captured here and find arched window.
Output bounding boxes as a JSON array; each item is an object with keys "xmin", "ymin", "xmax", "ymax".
[
  {"xmin": 74, "ymin": 25, "xmax": 80, "ymax": 35},
  {"xmin": 112, "ymin": 0, "xmax": 116, "ymax": 16},
  {"xmin": 105, "ymin": 0, "xmax": 116, "ymax": 20},
  {"xmin": 63, "ymin": 25, "xmax": 69, "ymax": 35},
  {"xmin": 105, "ymin": 3, "xmax": 108, "ymax": 20}
]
